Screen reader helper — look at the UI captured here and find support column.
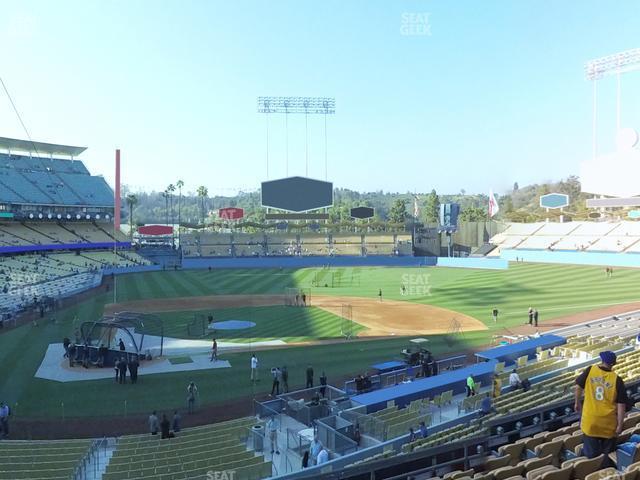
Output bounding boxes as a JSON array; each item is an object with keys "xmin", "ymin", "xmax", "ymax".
[{"xmin": 115, "ymin": 149, "xmax": 121, "ymax": 231}]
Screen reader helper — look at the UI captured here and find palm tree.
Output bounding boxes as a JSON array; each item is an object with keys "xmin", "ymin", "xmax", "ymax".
[
  {"xmin": 125, "ymin": 194, "xmax": 138, "ymax": 240},
  {"xmin": 176, "ymin": 180, "xmax": 184, "ymax": 242},
  {"xmin": 162, "ymin": 191, "xmax": 169, "ymax": 226},
  {"xmin": 196, "ymin": 186, "xmax": 208, "ymax": 227},
  {"xmin": 167, "ymin": 184, "xmax": 176, "ymax": 226}
]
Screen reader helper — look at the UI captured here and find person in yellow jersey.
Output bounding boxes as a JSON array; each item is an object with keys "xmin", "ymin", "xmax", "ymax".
[{"xmin": 575, "ymin": 350, "xmax": 627, "ymax": 463}]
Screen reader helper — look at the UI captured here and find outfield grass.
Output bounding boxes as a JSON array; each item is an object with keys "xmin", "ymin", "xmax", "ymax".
[
  {"xmin": 1, "ymin": 262, "xmax": 639, "ymax": 419},
  {"xmin": 116, "ymin": 263, "xmax": 640, "ymax": 330},
  {"xmin": 150, "ymin": 305, "xmax": 365, "ymax": 342}
]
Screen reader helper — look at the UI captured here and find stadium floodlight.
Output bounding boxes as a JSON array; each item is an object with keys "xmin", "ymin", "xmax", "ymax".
[
  {"xmin": 584, "ymin": 48, "xmax": 640, "ymax": 161},
  {"xmin": 257, "ymin": 96, "xmax": 335, "ymax": 114},
  {"xmin": 585, "ymin": 48, "xmax": 640, "ymax": 80},
  {"xmin": 258, "ymin": 96, "xmax": 336, "ymax": 180}
]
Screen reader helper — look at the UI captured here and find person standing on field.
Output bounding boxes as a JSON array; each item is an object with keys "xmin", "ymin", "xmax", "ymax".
[
  {"xmin": 250, "ymin": 354, "xmax": 259, "ymax": 383},
  {"xmin": 187, "ymin": 381, "xmax": 198, "ymax": 414},
  {"xmin": 210, "ymin": 338, "xmax": 218, "ymax": 362}
]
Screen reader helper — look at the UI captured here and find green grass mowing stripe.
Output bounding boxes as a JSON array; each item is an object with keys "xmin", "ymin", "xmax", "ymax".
[
  {"xmin": 124, "ymin": 273, "xmax": 143, "ymax": 301},
  {"xmin": 124, "ymin": 272, "xmax": 165, "ymax": 299},
  {"xmin": 162, "ymin": 272, "xmax": 196, "ymax": 297},
  {"xmin": 174, "ymin": 271, "xmax": 210, "ymax": 296},
  {"xmin": 215, "ymin": 270, "xmax": 258, "ymax": 293},
  {"xmin": 239, "ymin": 271, "xmax": 282, "ymax": 294},
  {"xmin": 144, "ymin": 271, "xmax": 182, "ymax": 298}
]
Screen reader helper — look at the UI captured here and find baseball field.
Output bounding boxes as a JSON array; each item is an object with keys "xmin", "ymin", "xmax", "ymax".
[{"xmin": 1, "ymin": 262, "xmax": 640, "ymax": 432}]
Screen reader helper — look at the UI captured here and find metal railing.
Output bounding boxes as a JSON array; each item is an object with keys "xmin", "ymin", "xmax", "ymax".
[
  {"xmin": 73, "ymin": 436, "xmax": 108, "ymax": 480},
  {"xmin": 339, "ymin": 409, "xmax": 385, "ymax": 440}
]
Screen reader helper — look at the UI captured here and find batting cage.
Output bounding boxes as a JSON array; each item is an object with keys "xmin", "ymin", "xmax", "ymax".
[
  {"xmin": 284, "ymin": 287, "xmax": 311, "ymax": 307},
  {"xmin": 311, "ymin": 268, "xmax": 361, "ymax": 288},
  {"xmin": 187, "ymin": 313, "xmax": 209, "ymax": 338},
  {"xmin": 77, "ymin": 311, "xmax": 165, "ymax": 367},
  {"xmin": 311, "ymin": 268, "xmax": 335, "ymax": 288}
]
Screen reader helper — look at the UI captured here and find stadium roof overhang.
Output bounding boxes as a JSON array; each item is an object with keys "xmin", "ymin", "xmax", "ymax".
[{"xmin": 0, "ymin": 137, "xmax": 87, "ymax": 157}]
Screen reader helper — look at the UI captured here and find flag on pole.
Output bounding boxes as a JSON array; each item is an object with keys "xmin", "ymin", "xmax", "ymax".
[
  {"xmin": 488, "ymin": 189, "xmax": 499, "ymax": 218},
  {"xmin": 413, "ymin": 195, "xmax": 420, "ymax": 219}
]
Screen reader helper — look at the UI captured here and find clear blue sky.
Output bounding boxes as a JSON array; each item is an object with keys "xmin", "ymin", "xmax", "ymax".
[{"xmin": 1, "ymin": 0, "xmax": 639, "ymax": 196}]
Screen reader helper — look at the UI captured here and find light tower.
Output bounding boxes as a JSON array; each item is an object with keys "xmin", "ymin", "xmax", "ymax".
[
  {"xmin": 585, "ymin": 48, "xmax": 640, "ymax": 159},
  {"xmin": 257, "ymin": 96, "xmax": 335, "ymax": 179}
]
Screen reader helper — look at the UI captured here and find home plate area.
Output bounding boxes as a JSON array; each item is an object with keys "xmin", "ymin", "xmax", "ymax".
[{"xmin": 34, "ymin": 334, "xmax": 285, "ymax": 383}]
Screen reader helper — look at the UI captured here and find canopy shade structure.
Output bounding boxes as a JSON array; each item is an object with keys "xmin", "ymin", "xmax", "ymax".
[
  {"xmin": 0, "ymin": 136, "xmax": 87, "ymax": 157},
  {"xmin": 475, "ymin": 334, "xmax": 566, "ymax": 365}
]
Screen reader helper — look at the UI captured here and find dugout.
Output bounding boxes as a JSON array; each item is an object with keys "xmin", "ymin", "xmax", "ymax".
[{"xmin": 475, "ymin": 334, "xmax": 566, "ymax": 366}]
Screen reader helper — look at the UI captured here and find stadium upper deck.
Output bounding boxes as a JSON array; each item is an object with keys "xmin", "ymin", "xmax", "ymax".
[{"xmin": 0, "ymin": 137, "xmax": 113, "ymax": 214}]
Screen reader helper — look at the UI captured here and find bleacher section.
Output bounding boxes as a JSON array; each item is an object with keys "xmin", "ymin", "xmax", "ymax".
[
  {"xmin": 491, "ymin": 221, "xmax": 640, "ymax": 255},
  {"xmin": 0, "ymin": 439, "xmax": 92, "ymax": 480},
  {"xmin": 104, "ymin": 417, "xmax": 271, "ymax": 480},
  {"xmin": 0, "ymin": 153, "xmax": 112, "ymax": 206},
  {"xmin": 0, "ymin": 251, "xmax": 149, "ymax": 313},
  {"xmin": 181, "ymin": 232, "xmax": 409, "ymax": 258},
  {"xmin": 0, "ymin": 222, "xmax": 120, "ymax": 247}
]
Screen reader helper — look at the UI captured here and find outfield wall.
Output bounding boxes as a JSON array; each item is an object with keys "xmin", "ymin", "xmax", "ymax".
[
  {"xmin": 437, "ymin": 257, "xmax": 508, "ymax": 269},
  {"xmin": 102, "ymin": 265, "xmax": 163, "ymax": 275},
  {"xmin": 501, "ymin": 248, "xmax": 640, "ymax": 268},
  {"xmin": 181, "ymin": 256, "xmax": 508, "ymax": 270}
]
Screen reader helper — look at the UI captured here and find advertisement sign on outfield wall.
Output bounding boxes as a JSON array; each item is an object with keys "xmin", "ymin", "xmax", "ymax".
[{"xmin": 219, "ymin": 207, "xmax": 244, "ymax": 220}]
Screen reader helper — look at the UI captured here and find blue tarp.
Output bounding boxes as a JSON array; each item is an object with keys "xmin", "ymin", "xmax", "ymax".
[
  {"xmin": 351, "ymin": 360, "xmax": 497, "ymax": 413},
  {"xmin": 475, "ymin": 334, "xmax": 566, "ymax": 365},
  {"xmin": 371, "ymin": 361, "xmax": 406, "ymax": 373}
]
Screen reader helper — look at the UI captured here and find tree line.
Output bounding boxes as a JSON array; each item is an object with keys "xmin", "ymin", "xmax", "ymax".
[{"xmin": 121, "ymin": 175, "xmax": 597, "ymax": 232}]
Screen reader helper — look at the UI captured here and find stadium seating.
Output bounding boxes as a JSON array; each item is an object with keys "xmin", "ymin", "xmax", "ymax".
[
  {"xmin": 396, "ymin": 341, "xmax": 637, "ymax": 458},
  {"xmin": 0, "ymin": 250, "xmax": 149, "ymax": 314},
  {"xmin": 104, "ymin": 417, "xmax": 271, "ymax": 480},
  {"xmin": 0, "ymin": 167, "xmax": 53, "ymax": 204},
  {"xmin": 0, "ymin": 222, "xmax": 122, "ymax": 246},
  {"xmin": 589, "ymin": 236, "xmax": 640, "ymax": 253},
  {"xmin": 0, "ymin": 439, "xmax": 92, "ymax": 480},
  {"xmin": 199, "ymin": 245, "xmax": 232, "ymax": 257},
  {"xmin": 182, "ymin": 231, "xmax": 407, "ymax": 257},
  {"xmin": 235, "ymin": 244, "xmax": 264, "ymax": 257},
  {"xmin": 491, "ymin": 221, "xmax": 640, "ymax": 255},
  {"xmin": 370, "ymin": 399, "xmax": 433, "ymax": 440},
  {"xmin": 503, "ymin": 223, "xmax": 545, "ymax": 236},
  {"xmin": 535, "ymin": 223, "xmax": 580, "ymax": 236},
  {"xmin": 0, "ymin": 153, "xmax": 112, "ymax": 207},
  {"xmin": 517, "ymin": 235, "xmax": 563, "ymax": 250}
]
